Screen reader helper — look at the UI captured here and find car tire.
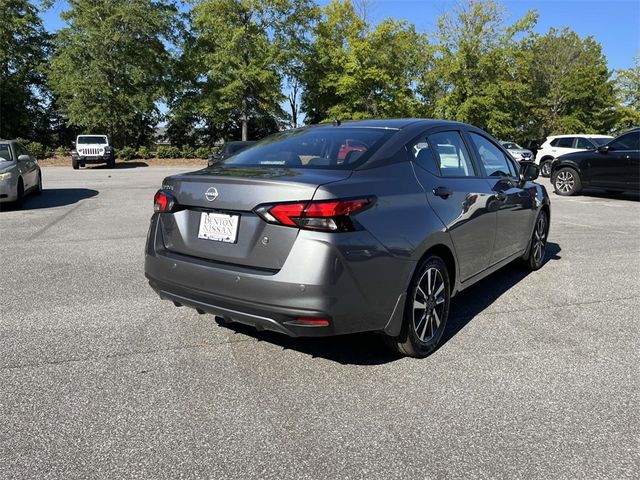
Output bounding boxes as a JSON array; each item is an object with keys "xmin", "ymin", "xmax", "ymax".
[
  {"xmin": 35, "ymin": 171, "xmax": 43, "ymax": 195},
  {"xmin": 107, "ymin": 157, "xmax": 115, "ymax": 169},
  {"xmin": 72, "ymin": 158, "xmax": 79, "ymax": 170},
  {"xmin": 15, "ymin": 178, "xmax": 24, "ymax": 208},
  {"xmin": 553, "ymin": 167, "xmax": 581, "ymax": 196},
  {"xmin": 385, "ymin": 255, "xmax": 450, "ymax": 358},
  {"xmin": 540, "ymin": 160, "xmax": 552, "ymax": 177},
  {"xmin": 521, "ymin": 209, "xmax": 548, "ymax": 271}
]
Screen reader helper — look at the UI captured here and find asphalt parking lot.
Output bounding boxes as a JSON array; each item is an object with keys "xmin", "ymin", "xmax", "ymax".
[{"xmin": 1, "ymin": 166, "xmax": 638, "ymax": 479}]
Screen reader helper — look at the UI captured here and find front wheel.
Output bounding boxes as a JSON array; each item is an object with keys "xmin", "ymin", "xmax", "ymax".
[
  {"xmin": 522, "ymin": 210, "xmax": 549, "ymax": 271},
  {"xmin": 385, "ymin": 255, "xmax": 450, "ymax": 358},
  {"xmin": 35, "ymin": 171, "xmax": 43, "ymax": 195},
  {"xmin": 553, "ymin": 168, "xmax": 581, "ymax": 196},
  {"xmin": 72, "ymin": 158, "xmax": 79, "ymax": 170}
]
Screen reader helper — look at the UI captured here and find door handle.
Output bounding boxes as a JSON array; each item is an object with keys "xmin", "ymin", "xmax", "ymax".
[{"xmin": 432, "ymin": 186, "xmax": 452, "ymax": 198}]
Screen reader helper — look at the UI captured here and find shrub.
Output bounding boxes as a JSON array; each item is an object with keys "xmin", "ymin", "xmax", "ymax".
[
  {"xmin": 26, "ymin": 142, "xmax": 45, "ymax": 159},
  {"xmin": 55, "ymin": 146, "xmax": 68, "ymax": 157},
  {"xmin": 118, "ymin": 146, "xmax": 136, "ymax": 160},
  {"xmin": 181, "ymin": 145, "xmax": 195, "ymax": 158},
  {"xmin": 156, "ymin": 145, "xmax": 181, "ymax": 159},
  {"xmin": 195, "ymin": 146, "xmax": 211, "ymax": 159},
  {"xmin": 136, "ymin": 146, "xmax": 151, "ymax": 159}
]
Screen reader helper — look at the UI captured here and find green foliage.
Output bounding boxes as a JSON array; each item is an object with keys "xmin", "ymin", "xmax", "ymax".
[
  {"xmin": 55, "ymin": 146, "xmax": 68, "ymax": 156},
  {"xmin": 0, "ymin": 0, "xmax": 51, "ymax": 140},
  {"xmin": 613, "ymin": 55, "xmax": 640, "ymax": 132},
  {"xmin": 136, "ymin": 146, "xmax": 151, "ymax": 159},
  {"xmin": 26, "ymin": 141, "xmax": 46, "ymax": 159},
  {"xmin": 156, "ymin": 145, "xmax": 181, "ymax": 158},
  {"xmin": 195, "ymin": 146, "xmax": 211, "ymax": 159},
  {"xmin": 48, "ymin": 0, "xmax": 179, "ymax": 148},
  {"xmin": 181, "ymin": 145, "xmax": 195, "ymax": 158},
  {"xmin": 118, "ymin": 146, "xmax": 136, "ymax": 160}
]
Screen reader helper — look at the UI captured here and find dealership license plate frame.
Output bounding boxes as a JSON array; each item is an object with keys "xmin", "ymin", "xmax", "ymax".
[{"xmin": 197, "ymin": 212, "xmax": 240, "ymax": 243}]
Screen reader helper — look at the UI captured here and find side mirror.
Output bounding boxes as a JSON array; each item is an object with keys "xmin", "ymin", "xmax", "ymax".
[
  {"xmin": 597, "ymin": 145, "xmax": 610, "ymax": 153},
  {"xmin": 18, "ymin": 154, "xmax": 30, "ymax": 162},
  {"xmin": 71, "ymin": 141, "xmax": 76, "ymax": 147},
  {"xmin": 519, "ymin": 162, "xmax": 539, "ymax": 185}
]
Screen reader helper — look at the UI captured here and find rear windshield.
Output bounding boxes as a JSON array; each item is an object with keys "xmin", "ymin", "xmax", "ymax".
[
  {"xmin": 77, "ymin": 136, "xmax": 107, "ymax": 144},
  {"xmin": 222, "ymin": 127, "xmax": 393, "ymax": 169}
]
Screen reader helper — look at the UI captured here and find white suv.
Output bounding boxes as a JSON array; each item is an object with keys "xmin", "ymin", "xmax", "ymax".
[{"xmin": 536, "ymin": 134, "xmax": 612, "ymax": 177}]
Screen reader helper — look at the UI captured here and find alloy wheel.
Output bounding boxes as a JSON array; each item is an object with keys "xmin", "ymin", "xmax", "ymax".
[
  {"xmin": 541, "ymin": 161, "xmax": 551, "ymax": 176},
  {"xmin": 532, "ymin": 213, "xmax": 547, "ymax": 266},
  {"xmin": 555, "ymin": 170, "xmax": 575, "ymax": 193},
  {"xmin": 412, "ymin": 267, "xmax": 446, "ymax": 343}
]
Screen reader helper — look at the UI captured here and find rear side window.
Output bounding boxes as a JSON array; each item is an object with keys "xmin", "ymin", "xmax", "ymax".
[
  {"xmin": 469, "ymin": 133, "xmax": 516, "ymax": 178},
  {"xmin": 609, "ymin": 132, "xmax": 639, "ymax": 151},
  {"xmin": 556, "ymin": 137, "xmax": 575, "ymax": 148},
  {"xmin": 575, "ymin": 137, "xmax": 594, "ymax": 149},
  {"xmin": 428, "ymin": 131, "xmax": 476, "ymax": 177},
  {"xmin": 0, "ymin": 144, "xmax": 12, "ymax": 161},
  {"xmin": 223, "ymin": 127, "xmax": 393, "ymax": 169},
  {"xmin": 407, "ymin": 138, "xmax": 439, "ymax": 176}
]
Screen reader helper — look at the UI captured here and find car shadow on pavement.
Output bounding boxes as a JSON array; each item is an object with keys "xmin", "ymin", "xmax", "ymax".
[
  {"xmin": 218, "ymin": 242, "xmax": 562, "ymax": 365},
  {"xmin": 577, "ymin": 190, "xmax": 640, "ymax": 202},
  {"xmin": 88, "ymin": 161, "xmax": 148, "ymax": 169},
  {"xmin": 4, "ymin": 188, "xmax": 99, "ymax": 210}
]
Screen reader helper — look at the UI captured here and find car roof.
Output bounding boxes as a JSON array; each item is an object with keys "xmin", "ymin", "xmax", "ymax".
[
  {"xmin": 313, "ymin": 118, "xmax": 470, "ymax": 130},
  {"xmin": 547, "ymin": 134, "xmax": 613, "ymax": 139}
]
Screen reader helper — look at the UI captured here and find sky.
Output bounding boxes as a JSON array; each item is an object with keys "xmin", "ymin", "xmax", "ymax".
[{"xmin": 42, "ymin": 0, "xmax": 639, "ymax": 70}]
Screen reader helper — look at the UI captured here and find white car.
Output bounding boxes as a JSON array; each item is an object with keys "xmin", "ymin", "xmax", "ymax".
[
  {"xmin": 0, "ymin": 140, "xmax": 42, "ymax": 207},
  {"xmin": 536, "ymin": 134, "xmax": 613, "ymax": 177}
]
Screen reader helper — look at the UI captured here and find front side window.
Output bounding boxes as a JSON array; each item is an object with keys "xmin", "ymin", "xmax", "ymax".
[
  {"xmin": 16, "ymin": 144, "xmax": 29, "ymax": 158},
  {"xmin": 0, "ymin": 144, "xmax": 12, "ymax": 162},
  {"xmin": 609, "ymin": 132, "xmax": 640, "ymax": 151},
  {"xmin": 223, "ymin": 127, "xmax": 393, "ymax": 169},
  {"xmin": 427, "ymin": 131, "xmax": 476, "ymax": 177},
  {"xmin": 469, "ymin": 132, "xmax": 515, "ymax": 177},
  {"xmin": 556, "ymin": 137, "xmax": 575, "ymax": 148}
]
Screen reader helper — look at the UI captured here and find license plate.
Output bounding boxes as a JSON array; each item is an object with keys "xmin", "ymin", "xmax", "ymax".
[{"xmin": 198, "ymin": 212, "xmax": 239, "ymax": 243}]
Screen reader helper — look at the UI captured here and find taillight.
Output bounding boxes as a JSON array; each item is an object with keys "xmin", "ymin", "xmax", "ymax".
[
  {"xmin": 254, "ymin": 197, "xmax": 374, "ymax": 232},
  {"xmin": 153, "ymin": 190, "xmax": 177, "ymax": 213}
]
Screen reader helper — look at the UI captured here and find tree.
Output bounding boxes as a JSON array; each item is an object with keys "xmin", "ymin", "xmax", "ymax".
[
  {"xmin": 48, "ymin": 0, "xmax": 179, "ymax": 147},
  {"xmin": 301, "ymin": 0, "xmax": 429, "ymax": 123},
  {"xmin": 0, "ymin": 0, "xmax": 51, "ymax": 140},
  {"xmin": 528, "ymin": 28, "xmax": 617, "ymax": 137},
  {"xmin": 179, "ymin": 0, "xmax": 316, "ymax": 141},
  {"xmin": 613, "ymin": 55, "xmax": 640, "ymax": 132},
  {"xmin": 426, "ymin": 0, "xmax": 538, "ymax": 141}
]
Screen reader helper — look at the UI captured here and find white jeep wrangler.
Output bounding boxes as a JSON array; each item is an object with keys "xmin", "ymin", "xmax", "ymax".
[{"xmin": 71, "ymin": 135, "xmax": 115, "ymax": 169}]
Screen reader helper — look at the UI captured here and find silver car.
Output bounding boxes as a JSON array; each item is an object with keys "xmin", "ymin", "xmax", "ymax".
[
  {"xmin": 0, "ymin": 140, "xmax": 42, "ymax": 207},
  {"xmin": 501, "ymin": 141, "xmax": 534, "ymax": 162},
  {"xmin": 145, "ymin": 120, "xmax": 550, "ymax": 357}
]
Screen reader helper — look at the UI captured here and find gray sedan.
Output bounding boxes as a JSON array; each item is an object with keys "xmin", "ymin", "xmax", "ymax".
[
  {"xmin": 146, "ymin": 119, "xmax": 550, "ymax": 357},
  {"xmin": 0, "ymin": 140, "xmax": 42, "ymax": 207}
]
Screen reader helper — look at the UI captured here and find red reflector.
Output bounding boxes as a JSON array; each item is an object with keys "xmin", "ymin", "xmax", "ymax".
[{"xmin": 295, "ymin": 317, "xmax": 330, "ymax": 326}]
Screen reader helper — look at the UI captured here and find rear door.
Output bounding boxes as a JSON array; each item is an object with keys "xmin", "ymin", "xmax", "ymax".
[
  {"xmin": 552, "ymin": 137, "xmax": 577, "ymax": 157},
  {"xmin": 409, "ymin": 129, "xmax": 497, "ymax": 282},
  {"xmin": 465, "ymin": 132, "xmax": 535, "ymax": 263}
]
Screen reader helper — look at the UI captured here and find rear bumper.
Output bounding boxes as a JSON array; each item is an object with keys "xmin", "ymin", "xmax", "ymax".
[{"xmin": 145, "ymin": 214, "xmax": 413, "ymax": 337}]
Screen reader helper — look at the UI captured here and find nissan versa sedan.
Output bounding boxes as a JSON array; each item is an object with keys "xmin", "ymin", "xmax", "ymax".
[{"xmin": 145, "ymin": 119, "xmax": 550, "ymax": 357}]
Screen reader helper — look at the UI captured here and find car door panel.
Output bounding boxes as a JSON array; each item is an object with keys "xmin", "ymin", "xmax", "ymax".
[{"xmin": 465, "ymin": 131, "xmax": 535, "ymax": 264}]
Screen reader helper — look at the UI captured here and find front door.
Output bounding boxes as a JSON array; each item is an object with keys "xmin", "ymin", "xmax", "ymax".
[{"xmin": 465, "ymin": 131, "xmax": 536, "ymax": 264}]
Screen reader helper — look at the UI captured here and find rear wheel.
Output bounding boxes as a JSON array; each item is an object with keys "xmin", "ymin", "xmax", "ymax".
[
  {"xmin": 72, "ymin": 158, "xmax": 79, "ymax": 170},
  {"xmin": 540, "ymin": 159, "xmax": 552, "ymax": 177},
  {"xmin": 522, "ymin": 210, "xmax": 548, "ymax": 271},
  {"xmin": 553, "ymin": 168, "xmax": 581, "ymax": 196},
  {"xmin": 385, "ymin": 255, "xmax": 450, "ymax": 358}
]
